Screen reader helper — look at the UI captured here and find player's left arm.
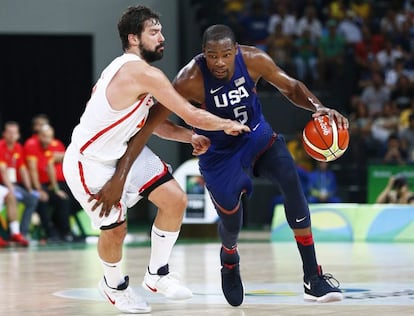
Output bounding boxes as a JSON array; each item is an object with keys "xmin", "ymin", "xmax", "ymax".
[
  {"xmin": 247, "ymin": 47, "xmax": 348, "ymax": 129},
  {"xmin": 153, "ymin": 119, "xmax": 210, "ymax": 156}
]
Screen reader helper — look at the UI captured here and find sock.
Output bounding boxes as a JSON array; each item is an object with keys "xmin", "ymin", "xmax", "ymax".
[
  {"xmin": 220, "ymin": 244, "xmax": 239, "ymax": 266},
  {"xmin": 9, "ymin": 221, "xmax": 20, "ymax": 235},
  {"xmin": 295, "ymin": 234, "xmax": 318, "ymax": 279},
  {"xmin": 148, "ymin": 225, "xmax": 179, "ymax": 274},
  {"xmin": 100, "ymin": 258, "xmax": 125, "ymax": 288}
]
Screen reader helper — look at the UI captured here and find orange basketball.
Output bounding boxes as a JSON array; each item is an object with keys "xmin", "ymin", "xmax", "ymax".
[{"xmin": 302, "ymin": 115, "xmax": 349, "ymax": 162}]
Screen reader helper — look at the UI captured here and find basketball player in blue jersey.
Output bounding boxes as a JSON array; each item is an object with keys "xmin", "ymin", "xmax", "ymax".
[
  {"xmin": 169, "ymin": 24, "xmax": 348, "ymax": 306},
  {"xmin": 93, "ymin": 24, "xmax": 349, "ymax": 306}
]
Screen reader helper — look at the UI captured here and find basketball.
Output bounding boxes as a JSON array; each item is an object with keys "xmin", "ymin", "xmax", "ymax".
[{"xmin": 302, "ymin": 115, "xmax": 349, "ymax": 162}]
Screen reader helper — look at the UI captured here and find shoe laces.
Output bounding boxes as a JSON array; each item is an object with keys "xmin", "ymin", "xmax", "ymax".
[{"xmin": 319, "ymin": 273, "xmax": 340, "ymax": 289}]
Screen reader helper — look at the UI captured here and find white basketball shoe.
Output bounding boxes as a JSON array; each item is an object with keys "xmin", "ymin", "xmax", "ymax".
[
  {"xmin": 98, "ymin": 276, "xmax": 151, "ymax": 314},
  {"xmin": 142, "ymin": 264, "xmax": 193, "ymax": 300}
]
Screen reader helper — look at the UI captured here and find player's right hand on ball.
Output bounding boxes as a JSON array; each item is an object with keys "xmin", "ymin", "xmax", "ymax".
[{"xmin": 224, "ymin": 120, "xmax": 250, "ymax": 136}]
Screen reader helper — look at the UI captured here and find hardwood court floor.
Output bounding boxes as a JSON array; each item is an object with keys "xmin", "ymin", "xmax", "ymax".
[{"xmin": 1, "ymin": 234, "xmax": 413, "ymax": 316}]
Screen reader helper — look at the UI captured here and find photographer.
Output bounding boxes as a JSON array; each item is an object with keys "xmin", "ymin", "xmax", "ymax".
[{"xmin": 376, "ymin": 174, "xmax": 414, "ymax": 204}]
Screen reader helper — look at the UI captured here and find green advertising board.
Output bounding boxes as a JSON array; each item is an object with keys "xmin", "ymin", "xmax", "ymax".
[
  {"xmin": 271, "ymin": 203, "xmax": 414, "ymax": 242},
  {"xmin": 367, "ymin": 164, "xmax": 414, "ymax": 203}
]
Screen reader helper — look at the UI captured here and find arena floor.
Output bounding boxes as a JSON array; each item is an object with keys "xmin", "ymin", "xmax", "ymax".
[{"xmin": 1, "ymin": 232, "xmax": 413, "ymax": 316}]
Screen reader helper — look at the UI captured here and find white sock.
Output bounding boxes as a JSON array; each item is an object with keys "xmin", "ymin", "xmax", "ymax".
[
  {"xmin": 148, "ymin": 225, "xmax": 179, "ymax": 274},
  {"xmin": 100, "ymin": 258, "xmax": 125, "ymax": 288},
  {"xmin": 9, "ymin": 221, "xmax": 20, "ymax": 235}
]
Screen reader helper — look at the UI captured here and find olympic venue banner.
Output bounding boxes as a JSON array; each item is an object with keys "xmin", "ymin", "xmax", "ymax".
[{"xmin": 271, "ymin": 203, "xmax": 414, "ymax": 242}]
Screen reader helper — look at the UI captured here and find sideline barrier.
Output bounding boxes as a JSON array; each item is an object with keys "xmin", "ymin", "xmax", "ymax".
[{"xmin": 271, "ymin": 203, "xmax": 414, "ymax": 242}]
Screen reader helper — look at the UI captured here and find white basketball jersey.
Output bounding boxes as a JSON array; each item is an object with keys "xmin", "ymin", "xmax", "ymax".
[{"xmin": 70, "ymin": 53, "xmax": 154, "ymax": 162}]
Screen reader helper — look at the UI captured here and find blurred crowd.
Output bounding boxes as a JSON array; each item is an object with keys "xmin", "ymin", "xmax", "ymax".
[
  {"xmin": 193, "ymin": 0, "xmax": 414, "ymax": 165},
  {"xmin": 0, "ymin": 114, "xmax": 84, "ymax": 247}
]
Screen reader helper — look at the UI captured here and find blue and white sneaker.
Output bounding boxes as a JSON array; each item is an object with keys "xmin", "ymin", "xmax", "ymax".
[{"xmin": 303, "ymin": 266, "xmax": 343, "ymax": 303}]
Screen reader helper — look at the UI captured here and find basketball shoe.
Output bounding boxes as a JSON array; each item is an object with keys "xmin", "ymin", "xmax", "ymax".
[
  {"xmin": 303, "ymin": 265, "xmax": 343, "ymax": 303},
  {"xmin": 98, "ymin": 276, "xmax": 151, "ymax": 314},
  {"xmin": 142, "ymin": 264, "xmax": 192, "ymax": 300},
  {"xmin": 10, "ymin": 233, "xmax": 29, "ymax": 247},
  {"xmin": 220, "ymin": 246, "xmax": 244, "ymax": 306}
]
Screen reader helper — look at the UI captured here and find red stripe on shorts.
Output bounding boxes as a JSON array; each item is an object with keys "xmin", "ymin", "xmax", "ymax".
[{"xmin": 139, "ymin": 162, "xmax": 168, "ymax": 194}]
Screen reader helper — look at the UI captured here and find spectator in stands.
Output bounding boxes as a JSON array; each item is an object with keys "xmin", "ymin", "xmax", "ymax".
[
  {"xmin": 399, "ymin": 98, "xmax": 414, "ymax": 129},
  {"xmin": 293, "ymin": 28, "xmax": 319, "ymax": 84},
  {"xmin": 296, "ymin": 5, "xmax": 322, "ymax": 41},
  {"xmin": 379, "ymin": 8, "xmax": 406, "ymax": 39},
  {"xmin": 318, "ymin": 19, "xmax": 346, "ymax": 84},
  {"xmin": 308, "ymin": 161, "xmax": 341, "ymax": 203},
  {"xmin": 286, "ymin": 132, "xmax": 314, "ymax": 172},
  {"xmin": 350, "ymin": 0, "xmax": 372, "ymax": 23},
  {"xmin": 24, "ymin": 113, "xmax": 50, "ymax": 149},
  {"xmin": 266, "ymin": 22, "xmax": 294, "ymax": 74},
  {"xmin": 328, "ymin": 0, "xmax": 346, "ymax": 21},
  {"xmin": 354, "ymin": 24, "xmax": 384, "ymax": 81},
  {"xmin": 238, "ymin": 0, "xmax": 270, "ymax": 51},
  {"xmin": 0, "ymin": 184, "xmax": 29, "ymax": 247},
  {"xmin": 384, "ymin": 57, "xmax": 410, "ymax": 89},
  {"xmin": 24, "ymin": 124, "xmax": 73, "ymax": 242},
  {"xmin": 381, "ymin": 133, "xmax": 408, "ymax": 165},
  {"xmin": 376, "ymin": 174, "xmax": 414, "ymax": 204},
  {"xmin": 399, "ymin": 113, "xmax": 414, "ymax": 163},
  {"xmin": 376, "ymin": 38, "xmax": 404, "ymax": 72},
  {"xmin": 337, "ymin": 10, "xmax": 363, "ymax": 47},
  {"xmin": 348, "ymin": 97, "xmax": 378, "ymax": 160},
  {"xmin": 371, "ymin": 101, "xmax": 400, "ymax": 145},
  {"xmin": 390, "ymin": 74, "xmax": 414, "ymax": 111},
  {"xmin": 360, "ymin": 70, "xmax": 390, "ymax": 117},
  {"xmin": 0, "ymin": 121, "xmax": 39, "ymax": 239},
  {"xmin": 267, "ymin": 2, "xmax": 297, "ymax": 37},
  {"xmin": 393, "ymin": 19, "xmax": 414, "ymax": 54}
]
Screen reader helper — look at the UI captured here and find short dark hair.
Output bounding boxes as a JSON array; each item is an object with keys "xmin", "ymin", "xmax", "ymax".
[
  {"xmin": 202, "ymin": 24, "xmax": 236, "ymax": 48},
  {"xmin": 117, "ymin": 5, "xmax": 160, "ymax": 51},
  {"xmin": 3, "ymin": 120, "xmax": 19, "ymax": 131},
  {"xmin": 393, "ymin": 174, "xmax": 408, "ymax": 190},
  {"xmin": 31, "ymin": 113, "xmax": 49, "ymax": 127}
]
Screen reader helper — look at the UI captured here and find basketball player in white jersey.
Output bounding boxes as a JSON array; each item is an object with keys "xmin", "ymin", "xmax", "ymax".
[{"xmin": 63, "ymin": 5, "xmax": 249, "ymax": 314}]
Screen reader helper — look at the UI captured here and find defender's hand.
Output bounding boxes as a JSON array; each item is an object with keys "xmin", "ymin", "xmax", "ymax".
[
  {"xmin": 191, "ymin": 134, "xmax": 211, "ymax": 156},
  {"xmin": 224, "ymin": 120, "xmax": 251, "ymax": 136}
]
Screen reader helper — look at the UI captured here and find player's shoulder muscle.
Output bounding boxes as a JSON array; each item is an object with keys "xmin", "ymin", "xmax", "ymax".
[
  {"xmin": 240, "ymin": 45, "xmax": 281, "ymax": 80},
  {"xmin": 173, "ymin": 59, "xmax": 204, "ymax": 102}
]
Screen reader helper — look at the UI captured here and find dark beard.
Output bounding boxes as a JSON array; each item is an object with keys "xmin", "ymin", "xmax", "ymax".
[{"xmin": 139, "ymin": 43, "xmax": 164, "ymax": 63}]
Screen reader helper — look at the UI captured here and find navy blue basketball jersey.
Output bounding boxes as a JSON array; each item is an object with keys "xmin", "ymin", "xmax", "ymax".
[{"xmin": 194, "ymin": 46, "xmax": 273, "ymax": 155}]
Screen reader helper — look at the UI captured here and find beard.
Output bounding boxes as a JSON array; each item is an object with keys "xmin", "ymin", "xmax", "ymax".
[{"xmin": 139, "ymin": 43, "xmax": 164, "ymax": 63}]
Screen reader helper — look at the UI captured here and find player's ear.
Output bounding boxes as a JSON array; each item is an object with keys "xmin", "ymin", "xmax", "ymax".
[{"xmin": 128, "ymin": 34, "xmax": 139, "ymax": 47}]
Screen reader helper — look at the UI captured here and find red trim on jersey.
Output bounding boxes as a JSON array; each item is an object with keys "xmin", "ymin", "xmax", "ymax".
[
  {"xmin": 79, "ymin": 97, "xmax": 149, "ymax": 154},
  {"xmin": 78, "ymin": 161, "xmax": 92, "ymax": 195},
  {"xmin": 251, "ymin": 132, "xmax": 277, "ymax": 172},
  {"xmin": 210, "ymin": 190, "xmax": 246, "ymax": 215},
  {"xmin": 138, "ymin": 162, "xmax": 169, "ymax": 194}
]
